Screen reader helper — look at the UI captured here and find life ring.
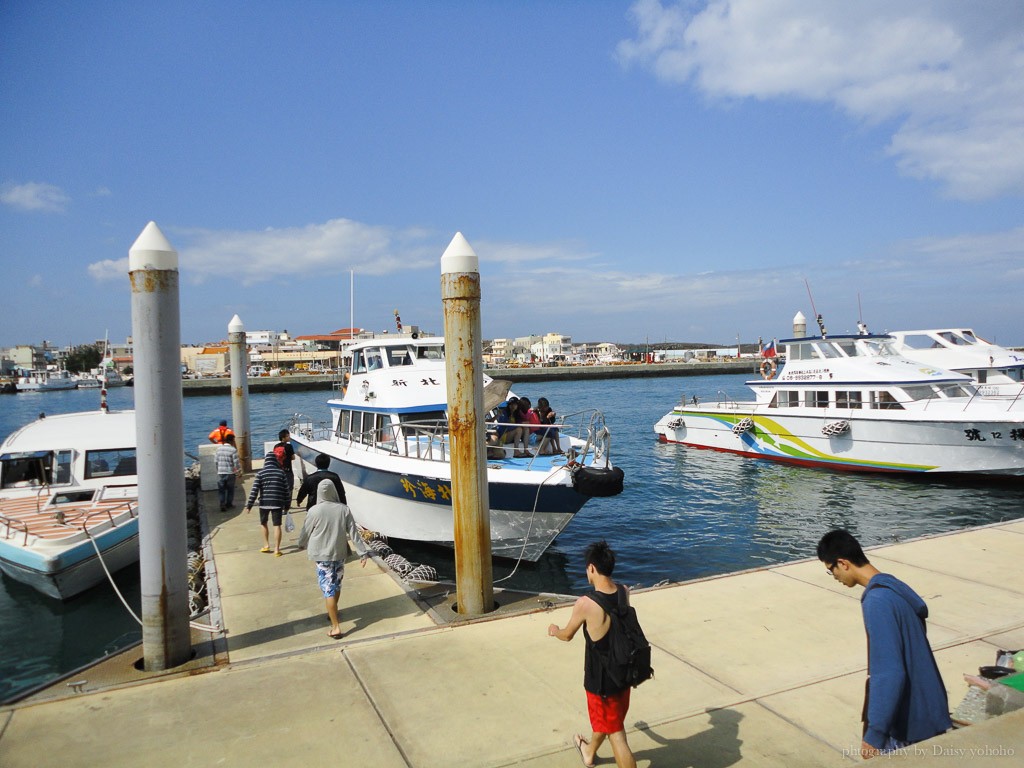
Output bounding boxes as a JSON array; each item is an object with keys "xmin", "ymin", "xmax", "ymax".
[
  {"xmin": 571, "ymin": 466, "xmax": 625, "ymax": 498},
  {"xmin": 760, "ymin": 359, "xmax": 777, "ymax": 380}
]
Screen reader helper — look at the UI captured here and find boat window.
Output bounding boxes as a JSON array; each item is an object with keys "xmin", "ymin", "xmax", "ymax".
[
  {"xmin": 54, "ymin": 450, "xmax": 73, "ymax": 484},
  {"xmin": 351, "ymin": 350, "xmax": 367, "ymax": 374},
  {"xmin": 771, "ymin": 391, "xmax": 799, "ymax": 408},
  {"xmin": 365, "ymin": 348, "xmax": 384, "ymax": 370},
  {"xmin": 903, "ymin": 386, "xmax": 937, "ymax": 402},
  {"xmin": 335, "ymin": 410, "xmax": 351, "ymax": 438},
  {"xmin": 415, "ymin": 345, "xmax": 445, "ymax": 360},
  {"xmin": 52, "ymin": 489, "xmax": 96, "ymax": 504},
  {"xmin": 899, "ymin": 333, "xmax": 935, "ymax": 349},
  {"xmin": 876, "ymin": 391, "xmax": 904, "ymax": 410},
  {"xmin": 836, "ymin": 391, "xmax": 863, "ymax": 409},
  {"xmin": 386, "ymin": 346, "xmax": 414, "ymax": 366},
  {"xmin": 937, "ymin": 383, "xmax": 973, "ymax": 398},
  {"xmin": 836, "ymin": 341, "xmax": 857, "ymax": 357},
  {"xmin": 805, "ymin": 391, "xmax": 829, "ymax": 408},
  {"xmin": 399, "ymin": 410, "xmax": 447, "ymax": 437},
  {"xmin": 817, "ymin": 343, "xmax": 843, "ymax": 359},
  {"xmin": 1009, "ymin": 367, "xmax": 1024, "ymax": 383},
  {"xmin": 976, "ymin": 370, "xmax": 988, "ymax": 384},
  {"xmin": 84, "ymin": 448, "xmax": 137, "ymax": 479},
  {"xmin": 939, "ymin": 331, "xmax": 973, "ymax": 346},
  {"xmin": 1, "ymin": 452, "xmax": 52, "ymax": 489},
  {"xmin": 374, "ymin": 414, "xmax": 394, "ymax": 448}
]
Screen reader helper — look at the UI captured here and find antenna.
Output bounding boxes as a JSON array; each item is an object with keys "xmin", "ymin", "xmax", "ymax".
[{"xmin": 804, "ymin": 279, "xmax": 827, "ymax": 338}]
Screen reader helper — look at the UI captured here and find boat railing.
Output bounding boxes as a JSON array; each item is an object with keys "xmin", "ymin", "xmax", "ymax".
[
  {"xmin": 79, "ymin": 500, "xmax": 138, "ymax": 533},
  {"xmin": 0, "ymin": 514, "xmax": 32, "ymax": 546}
]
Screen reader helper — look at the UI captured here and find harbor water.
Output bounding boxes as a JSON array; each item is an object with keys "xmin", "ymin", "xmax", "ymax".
[{"xmin": 3, "ymin": 375, "xmax": 1024, "ymax": 701}]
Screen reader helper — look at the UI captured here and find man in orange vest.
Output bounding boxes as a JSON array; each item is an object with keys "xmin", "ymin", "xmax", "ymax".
[{"xmin": 209, "ymin": 420, "xmax": 235, "ymax": 444}]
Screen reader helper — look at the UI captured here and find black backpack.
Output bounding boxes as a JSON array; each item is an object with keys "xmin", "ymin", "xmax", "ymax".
[{"xmin": 591, "ymin": 586, "xmax": 654, "ymax": 690}]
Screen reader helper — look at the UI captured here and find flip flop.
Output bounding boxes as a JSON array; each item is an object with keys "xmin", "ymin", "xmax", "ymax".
[
  {"xmin": 573, "ymin": 734, "xmax": 594, "ymax": 768},
  {"xmin": 260, "ymin": 547, "xmax": 271, "ymax": 553},
  {"xmin": 328, "ymin": 629, "xmax": 344, "ymax": 639},
  {"xmin": 274, "ymin": 551, "xmax": 283, "ymax": 557}
]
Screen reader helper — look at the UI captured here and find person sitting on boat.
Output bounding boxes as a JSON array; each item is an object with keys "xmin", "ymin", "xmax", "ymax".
[
  {"xmin": 487, "ymin": 400, "xmax": 515, "ymax": 459},
  {"xmin": 515, "ymin": 397, "xmax": 541, "ymax": 458},
  {"xmin": 534, "ymin": 397, "xmax": 560, "ymax": 455},
  {"xmin": 208, "ymin": 420, "xmax": 235, "ymax": 444}
]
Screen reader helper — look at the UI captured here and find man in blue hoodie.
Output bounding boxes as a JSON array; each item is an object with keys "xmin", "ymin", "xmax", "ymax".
[{"xmin": 817, "ymin": 530, "xmax": 951, "ymax": 759}]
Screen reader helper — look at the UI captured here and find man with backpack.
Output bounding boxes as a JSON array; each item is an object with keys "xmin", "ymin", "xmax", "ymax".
[{"xmin": 548, "ymin": 540, "xmax": 640, "ymax": 768}]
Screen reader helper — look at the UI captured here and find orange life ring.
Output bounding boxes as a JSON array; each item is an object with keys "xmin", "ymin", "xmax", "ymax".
[{"xmin": 760, "ymin": 359, "xmax": 777, "ymax": 380}]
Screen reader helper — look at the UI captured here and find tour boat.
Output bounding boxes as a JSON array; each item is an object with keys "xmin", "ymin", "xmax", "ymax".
[
  {"xmin": 654, "ymin": 318, "xmax": 1024, "ymax": 476},
  {"xmin": 887, "ymin": 328, "xmax": 1024, "ymax": 399},
  {"xmin": 288, "ymin": 335, "xmax": 623, "ymax": 561},
  {"xmin": 0, "ymin": 409, "xmax": 138, "ymax": 599}
]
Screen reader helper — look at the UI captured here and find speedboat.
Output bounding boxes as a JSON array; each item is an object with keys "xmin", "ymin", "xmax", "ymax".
[
  {"xmin": 887, "ymin": 328, "xmax": 1024, "ymax": 399},
  {"xmin": 654, "ymin": 317, "xmax": 1024, "ymax": 476},
  {"xmin": 288, "ymin": 335, "xmax": 624, "ymax": 561},
  {"xmin": 0, "ymin": 409, "xmax": 138, "ymax": 599}
]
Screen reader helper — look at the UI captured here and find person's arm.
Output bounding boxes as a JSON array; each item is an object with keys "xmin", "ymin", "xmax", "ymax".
[
  {"xmin": 295, "ymin": 477, "xmax": 310, "ymax": 507},
  {"xmin": 862, "ymin": 595, "xmax": 907, "ymax": 752},
  {"xmin": 245, "ymin": 476, "xmax": 260, "ymax": 510},
  {"xmin": 548, "ymin": 595, "xmax": 592, "ymax": 641},
  {"xmin": 332, "ymin": 476, "xmax": 346, "ymax": 505}
]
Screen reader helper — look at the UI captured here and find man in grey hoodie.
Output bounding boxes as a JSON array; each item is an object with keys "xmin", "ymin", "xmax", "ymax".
[
  {"xmin": 817, "ymin": 529, "xmax": 951, "ymax": 759},
  {"xmin": 297, "ymin": 479, "xmax": 366, "ymax": 639}
]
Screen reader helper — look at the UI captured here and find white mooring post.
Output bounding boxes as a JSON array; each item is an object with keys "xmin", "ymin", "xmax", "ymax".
[
  {"xmin": 128, "ymin": 221, "xmax": 192, "ymax": 670},
  {"xmin": 441, "ymin": 232, "xmax": 494, "ymax": 615},
  {"xmin": 228, "ymin": 314, "xmax": 252, "ymax": 473}
]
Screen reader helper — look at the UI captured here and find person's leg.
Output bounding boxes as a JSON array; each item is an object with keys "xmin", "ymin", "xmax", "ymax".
[
  {"xmin": 274, "ymin": 524, "xmax": 282, "ymax": 554},
  {"xmin": 607, "ymin": 730, "xmax": 636, "ymax": 768},
  {"xmin": 217, "ymin": 475, "xmax": 228, "ymax": 510},
  {"xmin": 260, "ymin": 523, "xmax": 270, "ymax": 550},
  {"xmin": 326, "ymin": 595, "xmax": 341, "ymax": 634},
  {"xmin": 225, "ymin": 474, "xmax": 236, "ymax": 507}
]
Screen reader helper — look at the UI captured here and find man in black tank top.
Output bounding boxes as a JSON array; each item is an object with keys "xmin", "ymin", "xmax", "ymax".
[{"xmin": 547, "ymin": 541, "xmax": 637, "ymax": 768}]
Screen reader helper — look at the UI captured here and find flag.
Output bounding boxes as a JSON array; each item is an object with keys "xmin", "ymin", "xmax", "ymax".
[{"xmin": 761, "ymin": 339, "xmax": 777, "ymax": 358}]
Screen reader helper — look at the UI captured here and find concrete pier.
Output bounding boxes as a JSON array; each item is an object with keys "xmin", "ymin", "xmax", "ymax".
[{"xmin": 1, "ymin": 481, "xmax": 1022, "ymax": 766}]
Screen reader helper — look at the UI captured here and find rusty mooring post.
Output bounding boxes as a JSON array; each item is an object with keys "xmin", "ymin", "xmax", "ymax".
[
  {"xmin": 228, "ymin": 314, "xmax": 252, "ymax": 473},
  {"xmin": 441, "ymin": 232, "xmax": 494, "ymax": 615},
  {"xmin": 128, "ymin": 221, "xmax": 192, "ymax": 670}
]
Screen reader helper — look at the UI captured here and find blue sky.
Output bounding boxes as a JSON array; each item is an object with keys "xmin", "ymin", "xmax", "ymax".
[{"xmin": 2, "ymin": 0, "xmax": 1023, "ymax": 350}]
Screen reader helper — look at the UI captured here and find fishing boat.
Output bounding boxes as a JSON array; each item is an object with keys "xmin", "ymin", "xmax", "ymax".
[
  {"xmin": 0, "ymin": 409, "xmax": 138, "ymax": 599},
  {"xmin": 887, "ymin": 328, "xmax": 1024, "ymax": 399},
  {"xmin": 653, "ymin": 314, "xmax": 1024, "ymax": 476},
  {"xmin": 288, "ymin": 335, "xmax": 624, "ymax": 561}
]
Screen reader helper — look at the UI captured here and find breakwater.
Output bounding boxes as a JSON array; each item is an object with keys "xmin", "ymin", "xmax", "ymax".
[{"xmin": 180, "ymin": 359, "xmax": 758, "ymax": 395}]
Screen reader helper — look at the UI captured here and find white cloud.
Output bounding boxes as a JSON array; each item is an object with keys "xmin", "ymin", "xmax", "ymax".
[
  {"xmin": 0, "ymin": 181, "xmax": 70, "ymax": 212},
  {"xmin": 617, "ymin": 0, "xmax": 1024, "ymax": 200}
]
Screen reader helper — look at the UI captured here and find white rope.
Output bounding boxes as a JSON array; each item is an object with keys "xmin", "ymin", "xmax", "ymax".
[{"xmin": 86, "ymin": 529, "xmax": 221, "ymax": 633}]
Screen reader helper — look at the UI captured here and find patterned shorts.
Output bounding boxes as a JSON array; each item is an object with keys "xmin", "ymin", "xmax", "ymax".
[{"xmin": 315, "ymin": 560, "xmax": 345, "ymax": 598}]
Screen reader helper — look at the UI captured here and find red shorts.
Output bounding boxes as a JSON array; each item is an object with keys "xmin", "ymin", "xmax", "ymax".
[{"xmin": 586, "ymin": 688, "xmax": 631, "ymax": 734}]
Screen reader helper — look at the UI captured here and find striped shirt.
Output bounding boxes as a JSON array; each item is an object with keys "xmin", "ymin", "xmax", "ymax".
[
  {"xmin": 246, "ymin": 456, "xmax": 290, "ymax": 510},
  {"xmin": 215, "ymin": 444, "xmax": 240, "ymax": 476}
]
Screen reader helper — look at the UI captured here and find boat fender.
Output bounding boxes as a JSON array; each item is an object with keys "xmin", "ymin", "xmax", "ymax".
[
  {"xmin": 571, "ymin": 465, "xmax": 625, "ymax": 497},
  {"xmin": 822, "ymin": 420, "xmax": 850, "ymax": 437},
  {"xmin": 731, "ymin": 417, "xmax": 754, "ymax": 435},
  {"xmin": 760, "ymin": 359, "xmax": 777, "ymax": 380}
]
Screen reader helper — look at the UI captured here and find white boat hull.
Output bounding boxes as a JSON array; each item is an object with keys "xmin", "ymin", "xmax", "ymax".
[
  {"xmin": 291, "ymin": 439, "xmax": 588, "ymax": 561},
  {"xmin": 655, "ymin": 406, "xmax": 1024, "ymax": 475}
]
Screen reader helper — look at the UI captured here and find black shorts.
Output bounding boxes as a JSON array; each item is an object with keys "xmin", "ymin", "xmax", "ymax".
[{"xmin": 259, "ymin": 507, "xmax": 283, "ymax": 526}]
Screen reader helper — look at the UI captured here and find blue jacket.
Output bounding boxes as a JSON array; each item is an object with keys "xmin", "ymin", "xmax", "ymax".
[{"xmin": 861, "ymin": 573, "xmax": 952, "ymax": 749}]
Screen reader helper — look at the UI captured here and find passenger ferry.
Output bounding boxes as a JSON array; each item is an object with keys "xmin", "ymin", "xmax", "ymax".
[
  {"xmin": 654, "ymin": 314, "xmax": 1024, "ymax": 476},
  {"xmin": 288, "ymin": 335, "xmax": 623, "ymax": 561}
]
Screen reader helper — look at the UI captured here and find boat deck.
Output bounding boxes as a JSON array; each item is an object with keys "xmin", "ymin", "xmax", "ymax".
[
  {"xmin": 0, "ymin": 496, "xmax": 137, "ymax": 542},
  {"xmin": 1, "ymin": 479, "xmax": 1022, "ymax": 766}
]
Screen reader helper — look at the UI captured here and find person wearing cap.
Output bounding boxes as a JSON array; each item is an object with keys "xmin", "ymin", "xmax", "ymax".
[{"xmin": 209, "ymin": 420, "xmax": 235, "ymax": 444}]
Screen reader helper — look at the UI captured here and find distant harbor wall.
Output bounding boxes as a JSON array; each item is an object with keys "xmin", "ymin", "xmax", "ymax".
[{"xmin": 180, "ymin": 360, "xmax": 757, "ymax": 395}]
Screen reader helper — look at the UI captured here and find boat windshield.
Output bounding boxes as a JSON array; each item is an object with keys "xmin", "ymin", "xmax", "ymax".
[
  {"xmin": 0, "ymin": 449, "xmax": 73, "ymax": 488},
  {"xmin": 861, "ymin": 339, "xmax": 900, "ymax": 357}
]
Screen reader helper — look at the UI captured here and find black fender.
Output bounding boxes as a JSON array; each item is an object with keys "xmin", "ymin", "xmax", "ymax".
[{"xmin": 571, "ymin": 465, "xmax": 624, "ymax": 497}]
